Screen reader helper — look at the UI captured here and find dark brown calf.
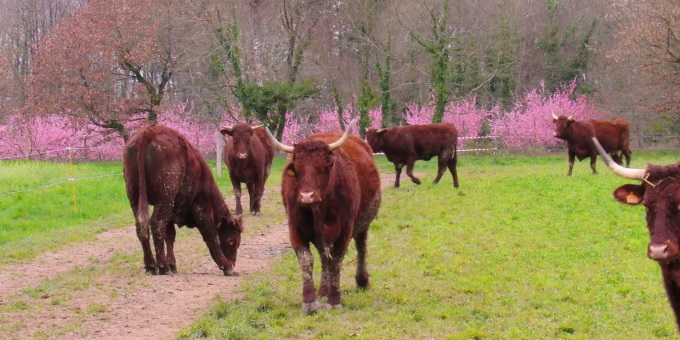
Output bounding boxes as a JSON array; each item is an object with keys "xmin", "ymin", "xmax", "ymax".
[
  {"xmin": 123, "ymin": 125, "xmax": 243, "ymax": 276},
  {"xmin": 220, "ymin": 123, "xmax": 274, "ymax": 216},
  {"xmin": 366, "ymin": 123, "xmax": 459, "ymax": 188},
  {"xmin": 266, "ymin": 119, "xmax": 381, "ymax": 313},
  {"xmin": 552, "ymin": 113, "xmax": 631, "ymax": 175},
  {"xmin": 593, "ymin": 137, "xmax": 680, "ymax": 331}
]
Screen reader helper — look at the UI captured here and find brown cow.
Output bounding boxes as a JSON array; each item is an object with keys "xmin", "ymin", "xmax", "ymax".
[
  {"xmin": 552, "ymin": 112, "xmax": 632, "ymax": 175},
  {"xmin": 593, "ymin": 137, "xmax": 680, "ymax": 331},
  {"xmin": 219, "ymin": 123, "xmax": 275, "ymax": 216},
  {"xmin": 366, "ymin": 123, "xmax": 459, "ymax": 188},
  {"xmin": 123, "ymin": 125, "xmax": 243, "ymax": 276},
  {"xmin": 265, "ymin": 119, "xmax": 381, "ymax": 313}
]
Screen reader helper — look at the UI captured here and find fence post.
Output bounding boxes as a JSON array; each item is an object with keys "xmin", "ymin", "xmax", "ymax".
[{"xmin": 215, "ymin": 132, "xmax": 224, "ymax": 178}]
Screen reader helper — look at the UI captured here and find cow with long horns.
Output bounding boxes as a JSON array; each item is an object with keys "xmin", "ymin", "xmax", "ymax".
[
  {"xmin": 552, "ymin": 112, "xmax": 632, "ymax": 175},
  {"xmin": 220, "ymin": 123, "xmax": 275, "ymax": 216},
  {"xmin": 593, "ymin": 137, "xmax": 680, "ymax": 330},
  {"xmin": 266, "ymin": 118, "xmax": 381, "ymax": 313}
]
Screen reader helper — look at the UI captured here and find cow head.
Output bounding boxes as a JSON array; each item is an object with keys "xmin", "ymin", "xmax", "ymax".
[
  {"xmin": 593, "ymin": 137, "xmax": 680, "ymax": 262},
  {"xmin": 266, "ymin": 119, "xmax": 355, "ymax": 205},
  {"xmin": 365, "ymin": 128, "xmax": 387, "ymax": 153},
  {"xmin": 217, "ymin": 215, "xmax": 243, "ymax": 274},
  {"xmin": 552, "ymin": 111, "xmax": 574, "ymax": 140},
  {"xmin": 220, "ymin": 124, "xmax": 263, "ymax": 159}
]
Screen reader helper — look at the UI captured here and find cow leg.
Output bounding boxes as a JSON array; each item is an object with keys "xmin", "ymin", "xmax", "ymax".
[
  {"xmin": 150, "ymin": 207, "xmax": 172, "ymax": 275},
  {"xmin": 326, "ymin": 252, "xmax": 344, "ymax": 308},
  {"xmin": 622, "ymin": 148, "xmax": 632, "ymax": 168},
  {"xmin": 354, "ymin": 230, "xmax": 369, "ymax": 289},
  {"xmin": 590, "ymin": 155, "xmax": 597, "ymax": 174},
  {"xmin": 295, "ymin": 246, "xmax": 322, "ymax": 314},
  {"xmin": 567, "ymin": 151, "xmax": 575, "ymax": 176},
  {"xmin": 165, "ymin": 222, "xmax": 177, "ymax": 274},
  {"xmin": 433, "ymin": 153, "xmax": 449, "ymax": 184},
  {"xmin": 247, "ymin": 181, "xmax": 260, "ymax": 216},
  {"xmin": 448, "ymin": 147, "xmax": 459, "ymax": 188},
  {"xmin": 317, "ymin": 243, "xmax": 331, "ymax": 298},
  {"xmin": 406, "ymin": 161, "xmax": 421, "ymax": 185},
  {"xmin": 134, "ymin": 220, "xmax": 157, "ymax": 274},
  {"xmin": 394, "ymin": 163, "xmax": 404, "ymax": 188}
]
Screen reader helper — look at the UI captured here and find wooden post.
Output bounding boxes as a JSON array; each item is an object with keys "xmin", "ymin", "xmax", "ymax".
[{"xmin": 216, "ymin": 132, "xmax": 224, "ymax": 177}]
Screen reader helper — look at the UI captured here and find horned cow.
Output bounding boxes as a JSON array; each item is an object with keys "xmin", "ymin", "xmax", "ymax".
[
  {"xmin": 123, "ymin": 125, "xmax": 243, "ymax": 276},
  {"xmin": 593, "ymin": 137, "xmax": 680, "ymax": 331},
  {"xmin": 552, "ymin": 113, "xmax": 632, "ymax": 175},
  {"xmin": 266, "ymin": 119, "xmax": 381, "ymax": 313},
  {"xmin": 220, "ymin": 123, "xmax": 275, "ymax": 216}
]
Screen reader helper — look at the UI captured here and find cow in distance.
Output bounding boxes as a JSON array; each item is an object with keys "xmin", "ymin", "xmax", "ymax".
[
  {"xmin": 552, "ymin": 112, "xmax": 632, "ymax": 175},
  {"xmin": 593, "ymin": 137, "xmax": 680, "ymax": 331},
  {"xmin": 220, "ymin": 123, "xmax": 275, "ymax": 216},
  {"xmin": 266, "ymin": 118, "xmax": 381, "ymax": 313},
  {"xmin": 366, "ymin": 123, "xmax": 459, "ymax": 188},
  {"xmin": 123, "ymin": 125, "xmax": 243, "ymax": 276}
]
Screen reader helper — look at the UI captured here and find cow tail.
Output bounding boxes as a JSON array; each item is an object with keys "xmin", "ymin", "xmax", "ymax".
[{"xmin": 136, "ymin": 138, "xmax": 150, "ymax": 239}]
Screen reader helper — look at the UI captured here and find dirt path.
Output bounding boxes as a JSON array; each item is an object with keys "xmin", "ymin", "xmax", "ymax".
[{"xmin": 0, "ymin": 173, "xmax": 397, "ymax": 339}]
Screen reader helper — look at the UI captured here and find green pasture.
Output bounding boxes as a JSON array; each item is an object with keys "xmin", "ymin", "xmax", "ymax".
[
  {"xmin": 180, "ymin": 150, "xmax": 680, "ymax": 339},
  {"xmin": 1, "ymin": 150, "xmax": 679, "ymax": 338}
]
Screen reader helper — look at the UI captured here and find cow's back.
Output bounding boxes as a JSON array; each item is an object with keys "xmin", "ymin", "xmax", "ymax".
[
  {"xmin": 124, "ymin": 125, "xmax": 213, "ymax": 215},
  {"xmin": 590, "ymin": 118, "xmax": 630, "ymax": 152},
  {"xmin": 399, "ymin": 124, "xmax": 457, "ymax": 158}
]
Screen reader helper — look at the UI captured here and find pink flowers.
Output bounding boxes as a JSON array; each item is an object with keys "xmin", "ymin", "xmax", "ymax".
[{"xmin": 0, "ymin": 81, "xmax": 605, "ymax": 161}]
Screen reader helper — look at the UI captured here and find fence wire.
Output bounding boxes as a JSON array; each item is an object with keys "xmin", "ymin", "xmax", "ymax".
[{"xmin": 0, "ymin": 172, "xmax": 122, "ymax": 197}]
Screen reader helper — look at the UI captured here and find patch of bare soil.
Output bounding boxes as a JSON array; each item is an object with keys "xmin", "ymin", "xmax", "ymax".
[{"xmin": 0, "ymin": 173, "xmax": 396, "ymax": 339}]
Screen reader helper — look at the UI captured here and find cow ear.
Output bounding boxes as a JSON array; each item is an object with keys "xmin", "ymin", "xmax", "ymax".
[
  {"xmin": 284, "ymin": 162, "xmax": 296, "ymax": 177},
  {"xmin": 613, "ymin": 184, "xmax": 645, "ymax": 205},
  {"xmin": 220, "ymin": 127, "xmax": 233, "ymax": 136},
  {"xmin": 377, "ymin": 128, "xmax": 387, "ymax": 136}
]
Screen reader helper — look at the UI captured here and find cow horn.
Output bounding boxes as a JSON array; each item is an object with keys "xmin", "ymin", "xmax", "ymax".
[
  {"xmin": 264, "ymin": 127, "xmax": 295, "ymax": 153},
  {"xmin": 551, "ymin": 111, "xmax": 558, "ymax": 120},
  {"xmin": 567, "ymin": 115, "xmax": 573, "ymax": 121},
  {"xmin": 592, "ymin": 137, "xmax": 646, "ymax": 180},
  {"xmin": 220, "ymin": 126, "xmax": 232, "ymax": 133},
  {"xmin": 251, "ymin": 124, "xmax": 263, "ymax": 130},
  {"xmin": 328, "ymin": 117, "xmax": 358, "ymax": 150}
]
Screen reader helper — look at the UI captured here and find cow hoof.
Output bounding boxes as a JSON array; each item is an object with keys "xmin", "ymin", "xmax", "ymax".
[
  {"xmin": 330, "ymin": 303, "xmax": 343, "ymax": 310},
  {"xmin": 301, "ymin": 300, "xmax": 321, "ymax": 314},
  {"xmin": 412, "ymin": 179, "xmax": 421, "ymax": 185},
  {"xmin": 223, "ymin": 268, "xmax": 239, "ymax": 276},
  {"xmin": 251, "ymin": 211, "xmax": 260, "ymax": 216}
]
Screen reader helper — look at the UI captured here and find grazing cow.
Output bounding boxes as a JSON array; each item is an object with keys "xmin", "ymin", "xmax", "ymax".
[
  {"xmin": 365, "ymin": 123, "xmax": 459, "ymax": 188},
  {"xmin": 593, "ymin": 137, "xmax": 680, "ymax": 331},
  {"xmin": 265, "ymin": 119, "xmax": 381, "ymax": 313},
  {"xmin": 552, "ymin": 112, "xmax": 632, "ymax": 175},
  {"xmin": 220, "ymin": 123, "xmax": 275, "ymax": 216},
  {"xmin": 123, "ymin": 125, "xmax": 243, "ymax": 276}
]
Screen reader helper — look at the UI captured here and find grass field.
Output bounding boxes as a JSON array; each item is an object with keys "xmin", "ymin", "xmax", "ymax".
[
  {"xmin": 179, "ymin": 150, "xmax": 680, "ymax": 339},
  {"xmin": 1, "ymin": 150, "xmax": 679, "ymax": 338}
]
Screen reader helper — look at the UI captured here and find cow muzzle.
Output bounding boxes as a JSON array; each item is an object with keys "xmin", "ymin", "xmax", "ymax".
[
  {"xmin": 237, "ymin": 152, "xmax": 247, "ymax": 159},
  {"xmin": 647, "ymin": 240, "xmax": 680, "ymax": 261},
  {"xmin": 299, "ymin": 191, "xmax": 320, "ymax": 205}
]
